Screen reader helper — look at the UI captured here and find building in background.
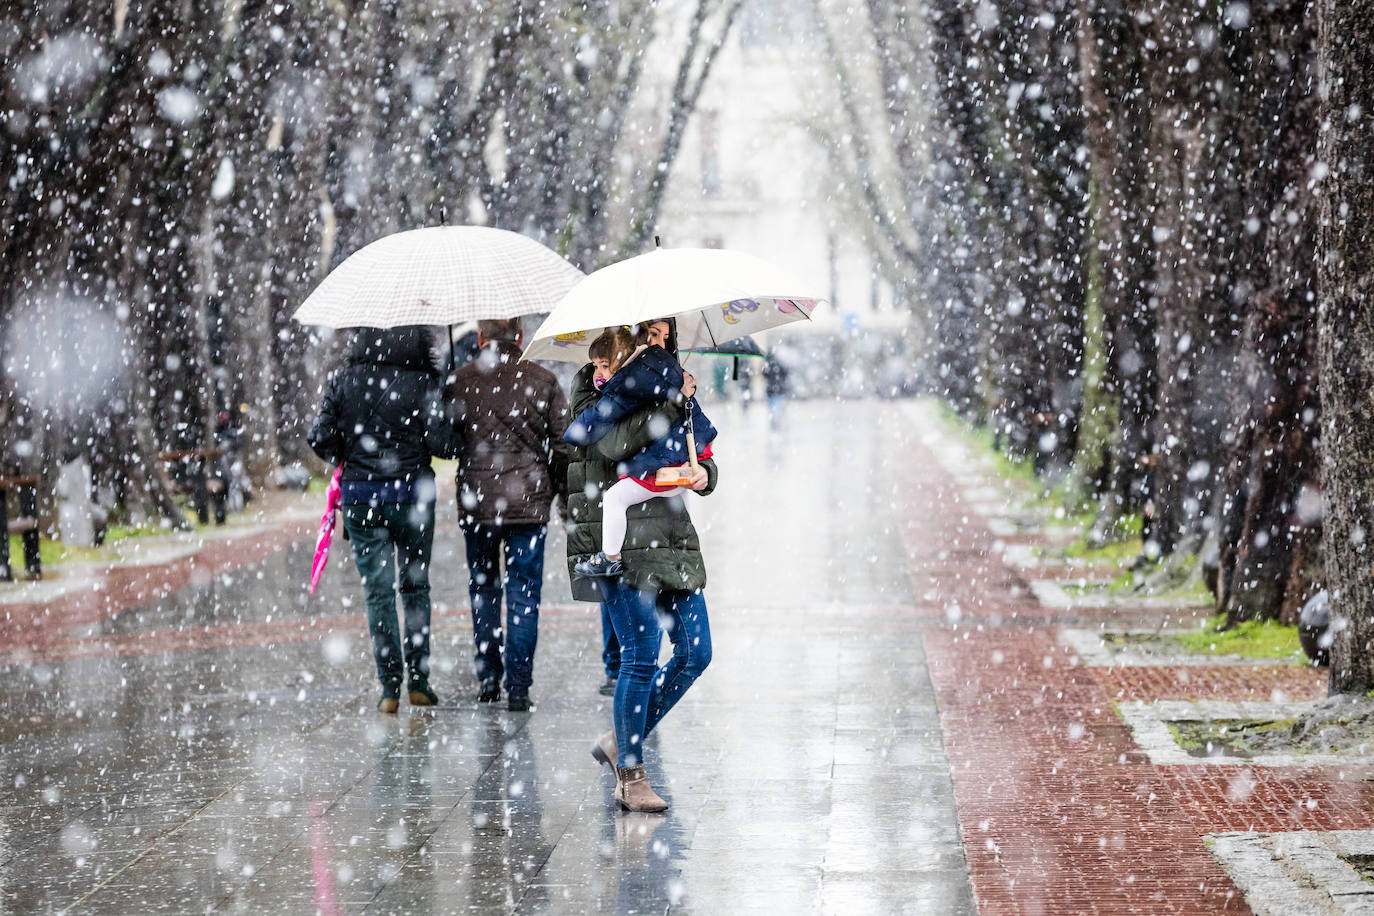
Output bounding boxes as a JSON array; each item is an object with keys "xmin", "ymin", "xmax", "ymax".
[{"xmin": 652, "ymin": 0, "xmax": 920, "ymax": 398}]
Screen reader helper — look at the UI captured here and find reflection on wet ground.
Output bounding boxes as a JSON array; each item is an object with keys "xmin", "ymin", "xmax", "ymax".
[{"xmin": 0, "ymin": 400, "xmax": 973, "ymax": 914}]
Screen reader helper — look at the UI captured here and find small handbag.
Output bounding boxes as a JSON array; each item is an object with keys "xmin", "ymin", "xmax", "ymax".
[{"xmin": 654, "ymin": 426, "xmax": 700, "ymax": 487}]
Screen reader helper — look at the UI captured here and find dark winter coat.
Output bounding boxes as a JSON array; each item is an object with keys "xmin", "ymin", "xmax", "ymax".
[
  {"xmin": 564, "ymin": 345, "xmax": 717, "ymax": 479},
  {"xmin": 564, "ymin": 363, "xmax": 718, "ymax": 600},
  {"xmin": 307, "ymin": 326, "xmax": 462, "ymax": 485},
  {"xmin": 447, "ymin": 340, "xmax": 569, "ymax": 527}
]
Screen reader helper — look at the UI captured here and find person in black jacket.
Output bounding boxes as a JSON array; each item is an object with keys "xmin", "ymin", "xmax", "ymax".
[{"xmin": 307, "ymin": 325, "xmax": 462, "ymax": 713}]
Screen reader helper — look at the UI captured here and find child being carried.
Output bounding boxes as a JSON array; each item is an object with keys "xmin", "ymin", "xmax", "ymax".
[{"xmin": 565, "ymin": 326, "xmax": 718, "ymax": 578}]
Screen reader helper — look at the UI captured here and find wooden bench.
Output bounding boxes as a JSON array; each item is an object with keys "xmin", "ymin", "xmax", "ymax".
[
  {"xmin": 159, "ymin": 448, "xmax": 228, "ymax": 526},
  {"xmin": 0, "ymin": 475, "xmax": 41, "ymax": 581}
]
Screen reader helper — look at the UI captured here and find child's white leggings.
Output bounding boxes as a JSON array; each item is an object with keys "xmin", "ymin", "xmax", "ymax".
[{"xmin": 602, "ymin": 478, "xmax": 685, "ymax": 555}]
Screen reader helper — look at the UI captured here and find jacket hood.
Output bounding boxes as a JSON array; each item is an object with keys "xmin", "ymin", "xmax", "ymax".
[
  {"xmin": 571, "ymin": 362, "xmax": 598, "ymax": 412},
  {"xmin": 348, "ymin": 325, "xmax": 438, "ymax": 373}
]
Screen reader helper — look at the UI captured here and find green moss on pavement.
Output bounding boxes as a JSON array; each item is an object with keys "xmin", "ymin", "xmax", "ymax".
[{"xmin": 1176, "ymin": 614, "xmax": 1304, "ymax": 660}]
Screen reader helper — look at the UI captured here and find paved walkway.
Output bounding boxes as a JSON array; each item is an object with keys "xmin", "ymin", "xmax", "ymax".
[
  {"xmin": 2, "ymin": 399, "xmax": 1367, "ymax": 914},
  {"xmin": 0, "ymin": 401, "xmax": 972, "ymax": 914}
]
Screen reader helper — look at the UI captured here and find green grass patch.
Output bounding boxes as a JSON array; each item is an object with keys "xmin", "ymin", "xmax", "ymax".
[
  {"xmin": 1062, "ymin": 533, "xmax": 1143, "ymax": 565},
  {"xmin": 105, "ymin": 522, "xmax": 174, "ymax": 542},
  {"xmin": 1176, "ymin": 614, "xmax": 1304, "ymax": 660},
  {"xmin": 1062, "ymin": 513, "xmax": 1143, "ymax": 556},
  {"xmin": 932, "ymin": 401, "xmax": 1097, "ymax": 525},
  {"xmin": 5, "ymin": 517, "xmax": 202, "ymax": 573},
  {"xmin": 1060, "ymin": 562, "xmax": 1213, "ymax": 603},
  {"xmin": 6, "ymin": 534, "xmax": 106, "ymax": 566}
]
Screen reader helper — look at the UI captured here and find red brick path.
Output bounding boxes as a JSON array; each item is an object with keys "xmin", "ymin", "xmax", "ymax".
[
  {"xmin": 900, "ymin": 431, "xmax": 1373, "ymax": 914},
  {"xmin": 1098, "ymin": 666, "xmax": 1326, "ymax": 703},
  {"xmin": 926, "ymin": 627, "xmax": 1247, "ymax": 914},
  {"xmin": 0, "ymin": 520, "xmax": 316, "ymax": 650}
]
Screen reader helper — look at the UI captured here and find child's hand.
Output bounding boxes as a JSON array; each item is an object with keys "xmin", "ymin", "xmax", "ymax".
[{"xmin": 687, "ymin": 466, "xmax": 709, "ymax": 491}]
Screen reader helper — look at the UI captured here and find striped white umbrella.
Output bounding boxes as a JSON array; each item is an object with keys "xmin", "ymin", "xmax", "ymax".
[
  {"xmin": 292, "ymin": 226, "xmax": 584, "ymax": 329},
  {"xmin": 522, "ymin": 247, "xmax": 825, "ymax": 363}
]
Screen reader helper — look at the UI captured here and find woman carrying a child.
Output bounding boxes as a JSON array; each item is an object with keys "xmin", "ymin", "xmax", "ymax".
[{"xmin": 563, "ymin": 318, "xmax": 717, "ymax": 813}]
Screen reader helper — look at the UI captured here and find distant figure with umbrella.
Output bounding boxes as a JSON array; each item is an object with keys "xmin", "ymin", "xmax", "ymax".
[
  {"xmin": 307, "ymin": 326, "xmax": 462, "ymax": 713},
  {"xmin": 447, "ymin": 318, "xmax": 569, "ymax": 712}
]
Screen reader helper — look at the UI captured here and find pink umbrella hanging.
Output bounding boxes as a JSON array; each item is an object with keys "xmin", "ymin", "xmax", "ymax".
[{"xmin": 309, "ymin": 467, "xmax": 343, "ymax": 594}]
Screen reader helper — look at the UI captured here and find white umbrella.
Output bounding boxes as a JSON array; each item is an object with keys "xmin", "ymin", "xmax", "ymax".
[
  {"xmin": 292, "ymin": 226, "xmax": 584, "ymax": 329},
  {"xmin": 521, "ymin": 247, "xmax": 825, "ymax": 362}
]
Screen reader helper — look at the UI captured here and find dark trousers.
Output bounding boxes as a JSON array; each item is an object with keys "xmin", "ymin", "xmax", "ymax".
[
  {"xmin": 343, "ymin": 501, "xmax": 435, "ymax": 687},
  {"xmin": 600, "ymin": 601, "xmax": 622, "ymax": 679},
  {"xmin": 462, "ymin": 523, "xmax": 547, "ymax": 696}
]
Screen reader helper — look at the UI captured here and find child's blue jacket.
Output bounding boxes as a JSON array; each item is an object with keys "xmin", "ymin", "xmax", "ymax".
[{"xmin": 564, "ymin": 345, "xmax": 718, "ymax": 479}]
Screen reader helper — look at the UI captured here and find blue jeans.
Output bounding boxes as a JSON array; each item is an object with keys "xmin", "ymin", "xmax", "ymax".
[
  {"xmin": 343, "ymin": 501, "xmax": 436, "ymax": 687},
  {"xmin": 605, "ymin": 582, "xmax": 712, "ymax": 767},
  {"xmin": 462, "ymin": 524, "xmax": 547, "ymax": 696}
]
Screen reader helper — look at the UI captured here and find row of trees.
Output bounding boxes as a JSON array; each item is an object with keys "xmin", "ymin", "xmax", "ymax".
[
  {"xmin": 1, "ymin": 0, "xmax": 741, "ymax": 528},
  {"xmin": 821, "ymin": 0, "xmax": 1371, "ymax": 692}
]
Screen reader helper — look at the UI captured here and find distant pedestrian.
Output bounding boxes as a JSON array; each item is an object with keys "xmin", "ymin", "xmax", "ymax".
[
  {"xmin": 763, "ymin": 349, "xmax": 790, "ymax": 428},
  {"xmin": 448, "ymin": 318, "xmax": 569, "ymax": 711},
  {"xmin": 570, "ymin": 318, "xmax": 718, "ymax": 814},
  {"xmin": 307, "ymin": 325, "xmax": 462, "ymax": 714}
]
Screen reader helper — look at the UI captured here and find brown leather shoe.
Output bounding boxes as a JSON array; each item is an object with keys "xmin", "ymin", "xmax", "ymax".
[
  {"xmin": 614, "ymin": 765, "xmax": 668, "ymax": 813},
  {"xmin": 591, "ymin": 730, "xmax": 616, "ymax": 767},
  {"xmin": 378, "ymin": 681, "xmax": 401, "ymax": 714}
]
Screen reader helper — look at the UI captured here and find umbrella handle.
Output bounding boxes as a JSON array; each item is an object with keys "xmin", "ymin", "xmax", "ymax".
[{"xmin": 684, "ymin": 397, "xmax": 699, "ymax": 472}]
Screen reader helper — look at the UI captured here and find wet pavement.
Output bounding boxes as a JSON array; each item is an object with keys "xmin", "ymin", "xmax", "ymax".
[{"xmin": 0, "ymin": 400, "xmax": 975, "ymax": 914}]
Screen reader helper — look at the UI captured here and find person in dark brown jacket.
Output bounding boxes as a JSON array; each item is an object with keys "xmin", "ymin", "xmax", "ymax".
[{"xmin": 447, "ymin": 318, "xmax": 569, "ymax": 710}]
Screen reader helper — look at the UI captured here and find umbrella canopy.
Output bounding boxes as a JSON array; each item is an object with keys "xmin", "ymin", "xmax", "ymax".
[
  {"xmin": 682, "ymin": 336, "xmax": 766, "ymax": 358},
  {"xmin": 292, "ymin": 226, "xmax": 584, "ymax": 329},
  {"xmin": 522, "ymin": 247, "xmax": 824, "ymax": 362}
]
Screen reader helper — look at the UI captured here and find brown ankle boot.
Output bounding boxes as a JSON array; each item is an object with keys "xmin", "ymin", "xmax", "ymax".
[
  {"xmin": 591, "ymin": 730, "xmax": 616, "ymax": 767},
  {"xmin": 614, "ymin": 765, "xmax": 668, "ymax": 813}
]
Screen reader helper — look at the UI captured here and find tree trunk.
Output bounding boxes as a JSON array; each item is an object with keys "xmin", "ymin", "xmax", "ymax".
[
  {"xmin": 1316, "ymin": 0, "xmax": 1374, "ymax": 694},
  {"xmin": 1075, "ymin": 0, "xmax": 1157, "ymax": 534},
  {"xmin": 1214, "ymin": 0, "xmax": 1320, "ymax": 625}
]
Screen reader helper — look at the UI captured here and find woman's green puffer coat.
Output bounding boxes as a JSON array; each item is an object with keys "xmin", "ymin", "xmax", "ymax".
[{"xmin": 564, "ymin": 363, "xmax": 718, "ymax": 600}]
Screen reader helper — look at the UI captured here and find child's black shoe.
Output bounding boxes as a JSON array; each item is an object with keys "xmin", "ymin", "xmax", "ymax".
[{"xmin": 575, "ymin": 552, "xmax": 623, "ymax": 577}]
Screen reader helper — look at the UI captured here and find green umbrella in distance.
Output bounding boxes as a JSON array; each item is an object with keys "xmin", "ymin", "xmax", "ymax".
[{"xmin": 682, "ymin": 336, "xmax": 765, "ymax": 379}]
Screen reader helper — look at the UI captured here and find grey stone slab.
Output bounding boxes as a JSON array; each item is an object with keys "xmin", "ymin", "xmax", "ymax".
[{"xmin": 821, "ymin": 868, "xmax": 980, "ymax": 916}]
